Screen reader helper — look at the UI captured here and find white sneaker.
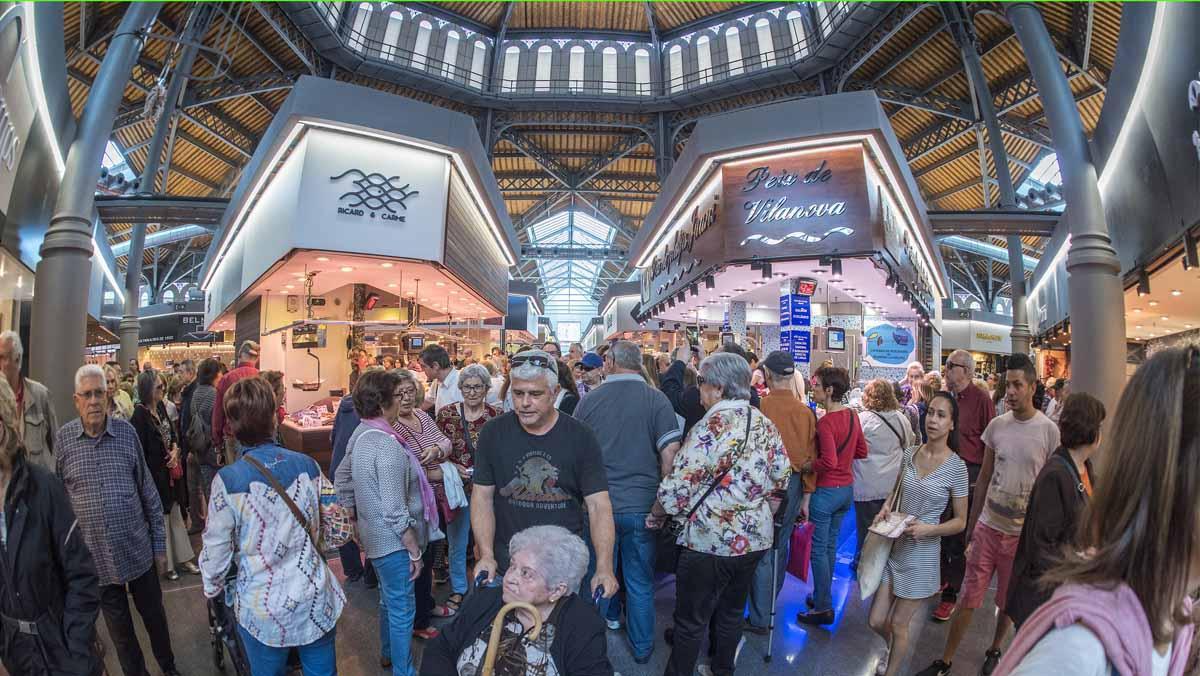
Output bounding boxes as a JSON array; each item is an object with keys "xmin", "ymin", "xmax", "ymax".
[
  {"xmin": 734, "ymin": 636, "xmax": 746, "ymax": 666},
  {"xmin": 605, "ymin": 619, "xmax": 620, "ymax": 631},
  {"xmin": 875, "ymin": 648, "xmax": 890, "ymax": 675}
]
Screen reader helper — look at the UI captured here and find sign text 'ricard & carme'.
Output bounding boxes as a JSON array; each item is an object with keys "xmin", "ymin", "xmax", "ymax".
[{"xmin": 330, "ymin": 169, "xmax": 419, "ymax": 222}]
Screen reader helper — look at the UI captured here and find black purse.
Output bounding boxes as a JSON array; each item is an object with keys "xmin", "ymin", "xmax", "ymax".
[{"xmin": 655, "ymin": 407, "xmax": 753, "ymax": 574}]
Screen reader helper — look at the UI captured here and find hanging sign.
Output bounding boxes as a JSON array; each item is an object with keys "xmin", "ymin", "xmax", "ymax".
[
  {"xmin": 779, "ymin": 294, "xmax": 811, "ymax": 328},
  {"xmin": 782, "ymin": 328, "xmax": 811, "ymax": 363},
  {"xmin": 863, "ymin": 318, "xmax": 917, "ymax": 367}
]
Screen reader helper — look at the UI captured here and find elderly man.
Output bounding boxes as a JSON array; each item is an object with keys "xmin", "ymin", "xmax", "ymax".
[
  {"xmin": 419, "ymin": 343, "xmax": 463, "ymax": 413},
  {"xmin": 575, "ymin": 351, "xmax": 605, "ymax": 396},
  {"xmin": 56, "ymin": 365, "xmax": 180, "ymax": 676},
  {"xmin": 212, "ymin": 340, "xmax": 259, "ymax": 464},
  {"xmin": 0, "ymin": 331, "xmax": 57, "ymax": 472},
  {"xmin": 575, "ymin": 341, "xmax": 681, "ymax": 664},
  {"xmin": 933, "ymin": 349, "xmax": 996, "ymax": 621},
  {"xmin": 471, "ymin": 349, "xmax": 619, "ymax": 601}
]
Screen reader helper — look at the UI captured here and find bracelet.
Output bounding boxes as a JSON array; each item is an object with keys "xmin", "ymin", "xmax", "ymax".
[{"xmin": 409, "ymin": 551, "xmax": 422, "ymax": 562}]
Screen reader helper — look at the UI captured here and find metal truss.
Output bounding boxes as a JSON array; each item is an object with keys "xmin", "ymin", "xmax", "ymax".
[
  {"xmin": 497, "ymin": 173, "xmax": 659, "ymax": 196},
  {"xmin": 498, "ymin": 130, "xmax": 574, "ymax": 187},
  {"xmin": 185, "ymin": 70, "xmax": 301, "ymax": 108},
  {"xmin": 520, "ymin": 245, "xmax": 628, "ymax": 261},
  {"xmin": 180, "ymin": 108, "xmax": 257, "ymax": 159},
  {"xmin": 853, "ymin": 81, "xmax": 972, "ymax": 120},
  {"xmin": 493, "ymin": 111, "xmax": 656, "ymax": 137},
  {"xmin": 870, "ymin": 19, "xmax": 947, "ymax": 85},
  {"xmin": 832, "ymin": 2, "xmax": 935, "ymax": 92},
  {"xmin": 252, "ymin": 2, "xmax": 328, "ymax": 75},
  {"xmin": 574, "ymin": 131, "xmax": 651, "ymax": 187},
  {"xmin": 904, "ymin": 118, "xmax": 975, "ymax": 163}
]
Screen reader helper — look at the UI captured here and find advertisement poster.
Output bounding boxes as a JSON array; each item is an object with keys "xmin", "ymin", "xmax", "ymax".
[{"xmin": 862, "ymin": 319, "xmax": 916, "ymax": 367}]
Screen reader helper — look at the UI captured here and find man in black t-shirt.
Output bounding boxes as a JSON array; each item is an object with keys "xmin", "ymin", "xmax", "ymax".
[{"xmin": 471, "ymin": 350, "xmax": 619, "ymax": 600}]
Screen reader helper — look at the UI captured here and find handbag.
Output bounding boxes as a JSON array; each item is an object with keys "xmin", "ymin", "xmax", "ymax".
[
  {"xmin": 655, "ymin": 406, "xmax": 754, "ymax": 574},
  {"xmin": 858, "ymin": 451, "xmax": 912, "ymax": 600},
  {"xmin": 786, "ymin": 521, "xmax": 815, "ymax": 582},
  {"xmin": 243, "ymin": 454, "xmax": 352, "ymax": 552}
]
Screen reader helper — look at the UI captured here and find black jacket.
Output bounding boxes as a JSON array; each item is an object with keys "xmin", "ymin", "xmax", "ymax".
[
  {"xmin": 659, "ymin": 360, "xmax": 760, "ymax": 440},
  {"xmin": 1006, "ymin": 447, "xmax": 1094, "ymax": 627},
  {"xmin": 0, "ymin": 457, "xmax": 100, "ymax": 675},
  {"xmin": 419, "ymin": 585, "xmax": 612, "ymax": 675},
  {"xmin": 179, "ymin": 381, "xmax": 197, "ymax": 457},
  {"xmin": 130, "ymin": 402, "xmax": 177, "ymax": 515}
]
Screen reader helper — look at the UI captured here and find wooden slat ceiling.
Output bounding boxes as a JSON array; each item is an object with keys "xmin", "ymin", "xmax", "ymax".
[{"xmin": 64, "ymin": 2, "xmax": 1123, "ymax": 298}]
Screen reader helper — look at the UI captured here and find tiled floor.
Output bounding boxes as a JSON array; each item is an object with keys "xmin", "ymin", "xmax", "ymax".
[{"xmin": 94, "ymin": 511, "xmax": 1001, "ymax": 675}]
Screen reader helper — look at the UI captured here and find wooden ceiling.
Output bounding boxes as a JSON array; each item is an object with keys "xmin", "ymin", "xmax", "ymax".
[{"xmin": 64, "ymin": 2, "xmax": 1124, "ymax": 305}]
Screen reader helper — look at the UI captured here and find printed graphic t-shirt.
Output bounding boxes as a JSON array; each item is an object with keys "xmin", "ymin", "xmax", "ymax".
[
  {"xmin": 979, "ymin": 410, "xmax": 1061, "ymax": 535},
  {"xmin": 474, "ymin": 411, "xmax": 609, "ymax": 571}
]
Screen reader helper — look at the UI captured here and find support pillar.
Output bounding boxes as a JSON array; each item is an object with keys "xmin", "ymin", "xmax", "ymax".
[
  {"xmin": 728, "ymin": 301, "xmax": 747, "ymax": 347},
  {"xmin": 950, "ymin": 3, "xmax": 1032, "ymax": 355},
  {"xmin": 119, "ymin": 6, "xmax": 208, "ymax": 369},
  {"xmin": 31, "ymin": 2, "xmax": 161, "ymax": 417},
  {"xmin": 1008, "ymin": 3, "xmax": 1125, "ymax": 409}
]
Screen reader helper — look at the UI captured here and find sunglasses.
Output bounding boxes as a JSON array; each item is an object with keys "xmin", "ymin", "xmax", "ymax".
[{"xmin": 511, "ymin": 354, "xmax": 556, "ymax": 372}]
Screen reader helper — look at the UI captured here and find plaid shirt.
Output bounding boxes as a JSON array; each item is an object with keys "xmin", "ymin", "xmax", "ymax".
[{"xmin": 56, "ymin": 416, "xmax": 165, "ymax": 586}]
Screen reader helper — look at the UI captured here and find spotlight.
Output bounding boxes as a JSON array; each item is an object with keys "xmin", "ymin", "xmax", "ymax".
[
  {"xmin": 690, "ymin": 283, "xmax": 699, "ymax": 297},
  {"xmin": 704, "ymin": 275, "xmax": 715, "ymax": 290},
  {"xmin": 1137, "ymin": 270, "xmax": 1151, "ymax": 297},
  {"xmin": 658, "ymin": 321, "xmax": 665, "ymax": 329},
  {"xmin": 668, "ymin": 298, "xmax": 676, "ymax": 308},
  {"xmin": 830, "ymin": 258, "xmax": 843, "ymax": 280},
  {"xmin": 1184, "ymin": 232, "xmax": 1199, "ymax": 271},
  {"xmin": 885, "ymin": 273, "xmax": 897, "ymax": 289},
  {"xmin": 761, "ymin": 263, "xmax": 773, "ymax": 279},
  {"xmin": 673, "ymin": 323, "xmax": 681, "ymax": 330},
  {"xmin": 677, "ymin": 291, "xmax": 686, "ymax": 304}
]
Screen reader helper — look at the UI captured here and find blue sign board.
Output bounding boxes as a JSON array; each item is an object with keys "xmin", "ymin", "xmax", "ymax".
[
  {"xmin": 782, "ymin": 328, "xmax": 810, "ymax": 363},
  {"xmin": 779, "ymin": 294, "xmax": 811, "ymax": 328},
  {"xmin": 863, "ymin": 322, "xmax": 916, "ymax": 366}
]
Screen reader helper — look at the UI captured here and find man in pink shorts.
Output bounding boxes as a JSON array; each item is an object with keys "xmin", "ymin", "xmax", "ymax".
[{"xmin": 915, "ymin": 353, "xmax": 1060, "ymax": 676}]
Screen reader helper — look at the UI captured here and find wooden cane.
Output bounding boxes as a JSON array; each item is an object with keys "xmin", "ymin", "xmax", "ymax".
[{"xmin": 481, "ymin": 601, "xmax": 543, "ymax": 676}]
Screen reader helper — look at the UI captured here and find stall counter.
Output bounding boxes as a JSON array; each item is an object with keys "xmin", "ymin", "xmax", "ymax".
[{"xmin": 279, "ymin": 397, "xmax": 340, "ymax": 472}]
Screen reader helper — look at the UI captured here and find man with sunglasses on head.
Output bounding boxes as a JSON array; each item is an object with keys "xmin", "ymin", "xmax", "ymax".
[
  {"xmin": 931, "ymin": 349, "xmax": 995, "ymax": 623},
  {"xmin": 470, "ymin": 350, "xmax": 619, "ymax": 602}
]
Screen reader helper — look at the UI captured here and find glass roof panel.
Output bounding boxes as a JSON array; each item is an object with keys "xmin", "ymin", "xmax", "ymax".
[{"xmin": 527, "ymin": 209, "xmax": 617, "ymax": 317}]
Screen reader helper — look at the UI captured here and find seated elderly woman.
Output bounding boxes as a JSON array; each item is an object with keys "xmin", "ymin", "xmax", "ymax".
[
  {"xmin": 419, "ymin": 525, "xmax": 612, "ymax": 676},
  {"xmin": 199, "ymin": 377, "xmax": 345, "ymax": 675}
]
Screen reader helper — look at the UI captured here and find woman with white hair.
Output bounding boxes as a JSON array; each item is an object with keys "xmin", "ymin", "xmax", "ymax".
[
  {"xmin": 419, "ymin": 525, "xmax": 613, "ymax": 675},
  {"xmin": 435, "ymin": 363, "xmax": 501, "ymax": 614},
  {"xmin": 653, "ymin": 352, "xmax": 791, "ymax": 676}
]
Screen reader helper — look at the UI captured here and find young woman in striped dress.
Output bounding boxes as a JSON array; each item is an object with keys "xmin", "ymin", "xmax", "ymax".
[{"xmin": 867, "ymin": 392, "xmax": 970, "ymax": 676}]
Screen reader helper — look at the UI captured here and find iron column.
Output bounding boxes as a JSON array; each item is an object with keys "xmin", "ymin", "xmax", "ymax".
[
  {"xmin": 1007, "ymin": 3, "xmax": 1125, "ymax": 409},
  {"xmin": 949, "ymin": 3, "xmax": 1032, "ymax": 355},
  {"xmin": 119, "ymin": 6, "xmax": 209, "ymax": 369},
  {"xmin": 31, "ymin": 2, "xmax": 162, "ymax": 417}
]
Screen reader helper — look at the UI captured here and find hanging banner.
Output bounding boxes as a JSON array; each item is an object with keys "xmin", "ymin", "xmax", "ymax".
[{"xmin": 862, "ymin": 318, "xmax": 917, "ymax": 367}]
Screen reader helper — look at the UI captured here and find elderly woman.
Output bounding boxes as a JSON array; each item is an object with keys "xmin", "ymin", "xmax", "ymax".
[
  {"xmin": 435, "ymin": 363, "xmax": 501, "ymax": 612},
  {"xmin": 131, "ymin": 369, "xmax": 197, "ymax": 581},
  {"xmin": 105, "ymin": 364, "xmax": 133, "ymax": 420},
  {"xmin": 853, "ymin": 379, "xmax": 915, "ymax": 573},
  {"xmin": 653, "ymin": 353, "xmax": 790, "ymax": 676},
  {"xmin": 419, "ymin": 525, "xmax": 612, "ymax": 675},
  {"xmin": 0, "ymin": 378, "xmax": 101, "ymax": 675},
  {"xmin": 337, "ymin": 370, "xmax": 441, "ymax": 674},
  {"xmin": 200, "ymin": 377, "xmax": 345, "ymax": 674},
  {"xmin": 900, "ymin": 361, "xmax": 925, "ymax": 406}
]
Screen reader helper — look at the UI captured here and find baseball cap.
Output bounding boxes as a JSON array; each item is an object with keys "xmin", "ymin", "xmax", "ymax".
[
  {"xmin": 580, "ymin": 352, "xmax": 604, "ymax": 370},
  {"xmin": 511, "ymin": 349, "xmax": 558, "ymax": 374},
  {"xmin": 762, "ymin": 350, "xmax": 796, "ymax": 376}
]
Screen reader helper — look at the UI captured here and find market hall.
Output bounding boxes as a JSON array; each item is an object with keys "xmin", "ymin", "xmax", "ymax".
[{"xmin": 3, "ymin": 2, "xmax": 1200, "ymax": 676}]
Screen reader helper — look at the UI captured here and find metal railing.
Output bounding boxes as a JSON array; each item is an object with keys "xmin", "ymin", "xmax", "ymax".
[{"xmin": 663, "ymin": 39, "xmax": 813, "ymax": 94}]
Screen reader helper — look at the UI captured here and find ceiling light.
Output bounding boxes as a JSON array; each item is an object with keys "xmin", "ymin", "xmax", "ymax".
[
  {"xmin": 813, "ymin": 268, "xmax": 827, "ymax": 275},
  {"xmin": 1161, "ymin": 316, "xmax": 1169, "ymax": 321},
  {"xmin": 1133, "ymin": 308, "xmax": 1143, "ymax": 313},
  {"xmin": 704, "ymin": 275, "xmax": 715, "ymax": 289},
  {"xmin": 316, "ymin": 256, "xmax": 331, "ymax": 262},
  {"xmin": 419, "ymin": 297, "xmax": 429, "ymax": 302},
  {"xmin": 733, "ymin": 288, "xmax": 747, "ymax": 293},
  {"xmin": 285, "ymin": 284, "xmax": 295, "ymax": 289},
  {"xmin": 1137, "ymin": 270, "xmax": 1150, "ymax": 296},
  {"xmin": 1184, "ymin": 232, "xmax": 1199, "ymax": 270},
  {"xmin": 1171, "ymin": 289, "xmax": 1182, "ymax": 296},
  {"xmin": 830, "ymin": 258, "xmax": 843, "ymax": 280},
  {"xmin": 436, "ymin": 281, "xmax": 446, "ymax": 287},
  {"xmin": 761, "ymin": 263, "xmax": 773, "ymax": 279},
  {"xmin": 340, "ymin": 266, "xmax": 354, "ymax": 272},
  {"xmin": 1135, "ymin": 325, "xmax": 1143, "ymax": 329},
  {"xmin": 752, "ymin": 281, "xmax": 766, "ymax": 287},
  {"xmin": 690, "ymin": 283, "xmax": 699, "ymax": 297},
  {"xmin": 1186, "ymin": 324, "xmax": 1194, "ymax": 329},
  {"xmin": 381, "ymin": 262, "xmax": 394, "ymax": 268}
]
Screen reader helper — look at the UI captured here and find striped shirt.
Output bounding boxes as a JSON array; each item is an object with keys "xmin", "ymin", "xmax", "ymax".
[{"xmin": 56, "ymin": 416, "xmax": 165, "ymax": 586}]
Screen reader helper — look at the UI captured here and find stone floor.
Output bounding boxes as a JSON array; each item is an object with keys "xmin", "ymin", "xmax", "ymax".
[{"xmin": 88, "ymin": 510, "xmax": 1001, "ymax": 676}]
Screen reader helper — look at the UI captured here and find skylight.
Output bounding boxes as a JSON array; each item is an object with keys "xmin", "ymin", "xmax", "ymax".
[{"xmin": 527, "ymin": 209, "xmax": 616, "ymax": 316}]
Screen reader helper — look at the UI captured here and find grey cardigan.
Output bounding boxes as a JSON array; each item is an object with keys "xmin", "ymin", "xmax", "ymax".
[{"xmin": 334, "ymin": 423, "xmax": 433, "ymax": 559}]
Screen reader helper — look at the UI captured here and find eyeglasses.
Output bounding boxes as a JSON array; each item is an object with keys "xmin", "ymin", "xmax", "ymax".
[
  {"xmin": 461, "ymin": 384, "xmax": 485, "ymax": 393},
  {"xmin": 697, "ymin": 376, "xmax": 707, "ymax": 386},
  {"xmin": 395, "ymin": 387, "xmax": 417, "ymax": 399},
  {"xmin": 76, "ymin": 388, "xmax": 106, "ymax": 401},
  {"xmin": 511, "ymin": 354, "xmax": 556, "ymax": 372},
  {"xmin": 945, "ymin": 361, "xmax": 968, "ymax": 372}
]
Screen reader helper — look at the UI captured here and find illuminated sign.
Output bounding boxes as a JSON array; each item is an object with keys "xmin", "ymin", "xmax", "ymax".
[{"xmin": 331, "ymin": 169, "xmax": 420, "ymax": 221}]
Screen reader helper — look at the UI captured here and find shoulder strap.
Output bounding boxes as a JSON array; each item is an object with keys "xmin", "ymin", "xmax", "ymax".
[
  {"xmin": 682, "ymin": 406, "xmax": 754, "ymax": 522},
  {"xmin": 874, "ymin": 411, "xmax": 906, "ymax": 448},
  {"xmin": 243, "ymin": 453, "xmax": 319, "ymax": 550},
  {"xmin": 836, "ymin": 410, "xmax": 858, "ymax": 456}
]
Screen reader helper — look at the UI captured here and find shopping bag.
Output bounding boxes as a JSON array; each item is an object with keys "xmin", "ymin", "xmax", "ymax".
[
  {"xmin": 786, "ymin": 522, "xmax": 814, "ymax": 582},
  {"xmin": 857, "ymin": 531, "xmax": 895, "ymax": 600}
]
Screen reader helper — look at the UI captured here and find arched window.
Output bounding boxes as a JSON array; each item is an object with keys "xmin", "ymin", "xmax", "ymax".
[
  {"xmin": 381, "ymin": 12, "xmax": 402, "ymax": 60},
  {"xmin": 349, "ymin": 2, "xmax": 371, "ymax": 50},
  {"xmin": 103, "ymin": 289, "xmax": 115, "ymax": 306},
  {"xmin": 162, "ymin": 288, "xmax": 175, "ymax": 304},
  {"xmin": 601, "ymin": 47, "xmax": 617, "ymax": 93},
  {"xmin": 667, "ymin": 44, "xmax": 683, "ymax": 93},
  {"xmin": 995, "ymin": 301, "xmax": 1005, "ymax": 314},
  {"xmin": 969, "ymin": 300, "xmax": 982, "ymax": 311},
  {"xmin": 442, "ymin": 30, "xmax": 460, "ymax": 78},
  {"xmin": 412, "ymin": 20, "xmax": 432, "ymax": 70},
  {"xmin": 815, "ymin": 2, "xmax": 840, "ymax": 38},
  {"xmin": 534, "ymin": 45, "xmax": 552, "ymax": 92},
  {"xmin": 696, "ymin": 35, "xmax": 713, "ymax": 83},
  {"xmin": 634, "ymin": 48, "xmax": 651, "ymax": 95},
  {"xmin": 786, "ymin": 11, "xmax": 808, "ymax": 59},
  {"xmin": 755, "ymin": 18, "xmax": 776, "ymax": 68},
  {"xmin": 501, "ymin": 46, "xmax": 520, "ymax": 92},
  {"xmin": 139, "ymin": 289, "xmax": 150, "ymax": 308},
  {"xmin": 469, "ymin": 41, "xmax": 487, "ymax": 89},
  {"xmin": 568, "ymin": 45, "xmax": 585, "ymax": 92},
  {"xmin": 725, "ymin": 26, "xmax": 744, "ymax": 76}
]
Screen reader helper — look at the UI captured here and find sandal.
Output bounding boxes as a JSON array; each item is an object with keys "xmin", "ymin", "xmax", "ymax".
[
  {"xmin": 412, "ymin": 627, "xmax": 439, "ymax": 640},
  {"xmin": 431, "ymin": 604, "xmax": 457, "ymax": 618},
  {"xmin": 445, "ymin": 593, "xmax": 465, "ymax": 612}
]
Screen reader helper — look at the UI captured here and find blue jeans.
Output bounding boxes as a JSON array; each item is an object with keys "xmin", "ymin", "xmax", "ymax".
[
  {"xmin": 599, "ymin": 512, "xmax": 656, "ymax": 659},
  {"xmin": 747, "ymin": 473, "xmax": 805, "ymax": 627},
  {"xmin": 373, "ymin": 549, "xmax": 417, "ymax": 676},
  {"xmin": 809, "ymin": 485, "xmax": 853, "ymax": 612},
  {"xmin": 237, "ymin": 625, "xmax": 336, "ymax": 676},
  {"xmin": 447, "ymin": 504, "xmax": 471, "ymax": 595}
]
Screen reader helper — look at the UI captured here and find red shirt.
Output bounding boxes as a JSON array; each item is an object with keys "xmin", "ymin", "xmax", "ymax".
[
  {"xmin": 954, "ymin": 383, "xmax": 995, "ymax": 466},
  {"xmin": 814, "ymin": 408, "xmax": 869, "ymax": 488},
  {"xmin": 212, "ymin": 364, "xmax": 259, "ymax": 448}
]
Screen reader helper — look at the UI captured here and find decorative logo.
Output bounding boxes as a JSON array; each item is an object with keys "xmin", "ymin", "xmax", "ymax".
[
  {"xmin": 739, "ymin": 227, "xmax": 854, "ymax": 247},
  {"xmin": 330, "ymin": 169, "xmax": 419, "ymax": 222}
]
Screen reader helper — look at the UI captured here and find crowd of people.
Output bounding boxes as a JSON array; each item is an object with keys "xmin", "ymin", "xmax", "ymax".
[{"xmin": 2, "ymin": 327, "xmax": 1199, "ymax": 676}]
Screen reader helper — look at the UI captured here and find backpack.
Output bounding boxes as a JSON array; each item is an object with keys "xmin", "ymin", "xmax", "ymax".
[{"xmin": 186, "ymin": 400, "xmax": 212, "ymax": 454}]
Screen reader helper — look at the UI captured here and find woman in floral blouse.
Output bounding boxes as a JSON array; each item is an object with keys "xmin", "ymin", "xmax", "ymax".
[
  {"xmin": 653, "ymin": 352, "xmax": 791, "ymax": 676},
  {"xmin": 435, "ymin": 363, "xmax": 500, "ymax": 613}
]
